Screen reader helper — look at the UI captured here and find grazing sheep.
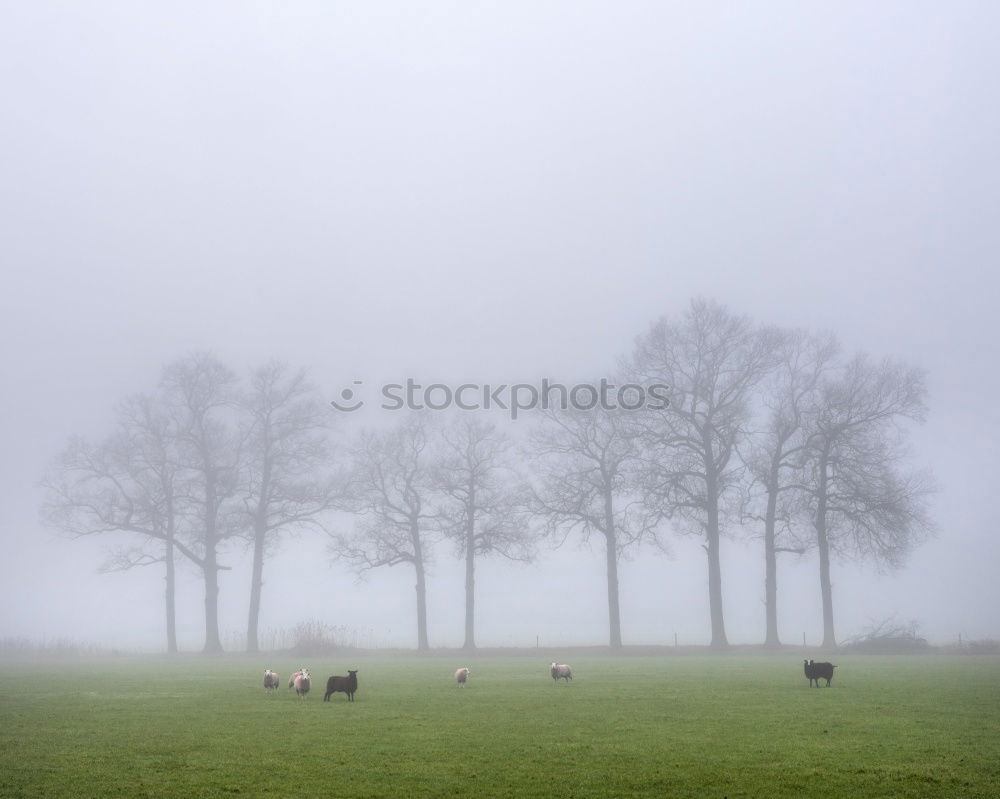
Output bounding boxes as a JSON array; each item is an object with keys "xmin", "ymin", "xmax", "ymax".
[
  {"xmin": 455, "ymin": 667, "xmax": 470, "ymax": 687},
  {"xmin": 550, "ymin": 662, "xmax": 572, "ymax": 683},
  {"xmin": 293, "ymin": 668, "xmax": 311, "ymax": 698},
  {"xmin": 324, "ymin": 670, "xmax": 358, "ymax": 702},
  {"xmin": 263, "ymin": 669, "xmax": 279, "ymax": 691},
  {"xmin": 288, "ymin": 669, "xmax": 303, "ymax": 690},
  {"xmin": 803, "ymin": 659, "xmax": 836, "ymax": 687}
]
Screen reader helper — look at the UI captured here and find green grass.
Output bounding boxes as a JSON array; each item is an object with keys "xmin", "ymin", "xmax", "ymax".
[{"xmin": 1, "ymin": 655, "xmax": 997, "ymax": 798}]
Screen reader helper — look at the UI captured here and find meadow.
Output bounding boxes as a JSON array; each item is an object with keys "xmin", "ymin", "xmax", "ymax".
[{"xmin": 1, "ymin": 654, "xmax": 997, "ymax": 798}]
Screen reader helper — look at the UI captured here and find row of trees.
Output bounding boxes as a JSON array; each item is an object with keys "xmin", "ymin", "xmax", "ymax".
[
  {"xmin": 42, "ymin": 299, "xmax": 934, "ymax": 652},
  {"xmin": 42, "ymin": 358, "xmax": 340, "ymax": 653}
]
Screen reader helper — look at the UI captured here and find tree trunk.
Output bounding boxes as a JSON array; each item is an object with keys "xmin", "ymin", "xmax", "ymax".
[
  {"xmin": 463, "ymin": 545, "xmax": 475, "ymax": 651},
  {"xmin": 164, "ymin": 536, "xmax": 177, "ymax": 655},
  {"xmin": 815, "ymin": 449, "xmax": 836, "ymax": 648},
  {"xmin": 705, "ymin": 529, "xmax": 728, "ymax": 648},
  {"xmin": 246, "ymin": 515, "xmax": 266, "ymax": 654},
  {"xmin": 198, "ymin": 459, "xmax": 224, "ymax": 654},
  {"xmin": 817, "ymin": 527, "xmax": 835, "ymax": 649},
  {"xmin": 605, "ymin": 534, "xmax": 623, "ymax": 648},
  {"xmin": 412, "ymin": 518, "xmax": 430, "ymax": 651},
  {"xmin": 463, "ymin": 512, "xmax": 476, "ymax": 651},
  {"xmin": 704, "ymin": 457, "xmax": 729, "ymax": 648},
  {"xmin": 202, "ymin": 544, "xmax": 223, "ymax": 654},
  {"xmin": 763, "ymin": 459, "xmax": 781, "ymax": 648},
  {"xmin": 415, "ymin": 562, "xmax": 429, "ymax": 651},
  {"xmin": 247, "ymin": 458, "xmax": 272, "ymax": 654},
  {"xmin": 603, "ymin": 488, "xmax": 622, "ymax": 649}
]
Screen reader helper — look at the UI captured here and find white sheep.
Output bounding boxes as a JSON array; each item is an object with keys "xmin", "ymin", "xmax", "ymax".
[
  {"xmin": 292, "ymin": 668, "xmax": 311, "ymax": 698},
  {"xmin": 263, "ymin": 669, "xmax": 279, "ymax": 691},
  {"xmin": 550, "ymin": 662, "xmax": 572, "ymax": 683},
  {"xmin": 455, "ymin": 667, "xmax": 470, "ymax": 687}
]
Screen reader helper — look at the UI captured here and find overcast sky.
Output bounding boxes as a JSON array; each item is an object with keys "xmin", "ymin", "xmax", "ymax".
[{"xmin": 1, "ymin": 1, "xmax": 998, "ymax": 651}]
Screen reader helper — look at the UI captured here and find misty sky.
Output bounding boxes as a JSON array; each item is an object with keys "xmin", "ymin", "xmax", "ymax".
[{"xmin": 2, "ymin": 2, "xmax": 998, "ymax": 651}]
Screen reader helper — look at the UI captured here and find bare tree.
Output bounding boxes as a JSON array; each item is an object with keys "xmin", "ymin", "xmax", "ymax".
[
  {"xmin": 240, "ymin": 361, "xmax": 341, "ymax": 654},
  {"xmin": 433, "ymin": 418, "xmax": 533, "ymax": 651},
  {"xmin": 332, "ymin": 416, "xmax": 439, "ymax": 650},
  {"xmin": 161, "ymin": 352, "xmax": 243, "ymax": 654},
  {"xmin": 41, "ymin": 394, "xmax": 196, "ymax": 654},
  {"xmin": 799, "ymin": 353, "xmax": 935, "ymax": 648},
  {"xmin": 741, "ymin": 330, "xmax": 839, "ymax": 647},
  {"xmin": 528, "ymin": 402, "xmax": 652, "ymax": 649},
  {"xmin": 630, "ymin": 298, "xmax": 780, "ymax": 648}
]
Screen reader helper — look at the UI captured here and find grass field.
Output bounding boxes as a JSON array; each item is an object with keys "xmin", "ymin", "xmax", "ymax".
[{"xmin": 1, "ymin": 654, "xmax": 997, "ymax": 798}]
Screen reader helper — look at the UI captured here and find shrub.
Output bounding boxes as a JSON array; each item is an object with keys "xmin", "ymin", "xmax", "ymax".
[{"xmin": 842, "ymin": 617, "xmax": 930, "ymax": 653}]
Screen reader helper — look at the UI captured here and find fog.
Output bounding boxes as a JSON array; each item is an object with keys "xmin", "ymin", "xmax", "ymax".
[{"xmin": 2, "ymin": 2, "xmax": 998, "ymax": 652}]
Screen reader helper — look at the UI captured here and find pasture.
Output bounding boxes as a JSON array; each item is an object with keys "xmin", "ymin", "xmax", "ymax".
[{"xmin": 1, "ymin": 654, "xmax": 997, "ymax": 798}]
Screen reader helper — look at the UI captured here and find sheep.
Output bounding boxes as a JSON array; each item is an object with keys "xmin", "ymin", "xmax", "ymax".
[
  {"xmin": 550, "ymin": 662, "xmax": 572, "ymax": 683},
  {"xmin": 263, "ymin": 669, "xmax": 279, "ymax": 691},
  {"xmin": 455, "ymin": 667, "xmax": 470, "ymax": 687},
  {"xmin": 324, "ymin": 670, "xmax": 358, "ymax": 702},
  {"xmin": 293, "ymin": 668, "xmax": 311, "ymax": 698},
  {"xmin": 811, "ymin": 660, "xmax": 836, "ymax": 687},
  {"xmin": 803, "ymin": 659, "xmax": 836, "ymax": 687},
  {"xmin": 288, "ymin": 669, "xmax": 303, "ymax": 690}
]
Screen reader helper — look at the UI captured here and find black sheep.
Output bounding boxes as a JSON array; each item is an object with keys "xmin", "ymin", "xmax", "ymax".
[
  {"xmin": 324, "ymin": 670, "xmax": 358, "ymax": 702},
  {"xmin": 803, "ymin": 659, "xmax": 836, "ymax": 687}
]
